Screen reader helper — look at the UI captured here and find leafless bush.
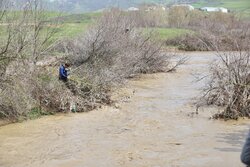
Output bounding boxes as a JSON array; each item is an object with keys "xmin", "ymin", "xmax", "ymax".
[
  {"xmin": 63, "ymin": 9, "xmax": 171, "ymax": 74},
  {"xmin": 165, "ymin": 33, "xmax": 211, "ymax": 51},
  {"xmin": 133, "ymin": 9, "xmax": 168, "ymax": 28},
  {"xmin": 0, "ymin": 6, "xmax": 185, "ymax": 121},
  {"xmin": 0, "ymin": 61, "xmax": 34, "ymax": 119},
  {"xmin": 0, "ymin": 0, "xmax": 60, "ymax": 120},
  {"xmin": 168, "ymin": 6, "xmax": 190, "ymax": 28},
  {"xmin": 201, "ymin": 49, "xmax": 250, "ymax": 120},
  {"xmin": 166, "ymin": 19, "xmax": 250, "ymax": 51},
  {"xmin": 57, "ymin": 9, "xmax": 181, "ymax": 109},
  {"xmin": 165, "ymin": 11, "xmax": 250, "ymax": 51},
  {"xmin": 33, "ymin": 74, "xmax": 94, "ymax": 113}
]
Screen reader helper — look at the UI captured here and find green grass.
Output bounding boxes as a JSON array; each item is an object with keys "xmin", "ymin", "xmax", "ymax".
[
  {"xmin": 54, "ymin": 23, "xmax": 90, "ymax": 39},
  {"xmin": 39, "ymin": 12, "xmax": 101, "ymax": 41},
  {"xmin": 53, "ymin": 12, "xmax": 101, "ymax": 24},
  {"xmin": 191, "ymin": 0, "xmax": 250, "ymax": 17},
  {"xmin": 192, "ymin": 0, "xmax": 250, "ymax": 9},
  {"xmin": 144, "ymin": 28, "xmax": 193, "ymax": 40},
  {"xmin": 47, "ymin": 12, "xmax": 101, "ymax": 40},
  {"xmin": 26, "ymin": 107, "xmax": 53, "ymax": 120},
  {"xmin": 0, "ymin": 11, "xmax": 68, "ymax": 22},
  {"xmin": 44, "ymin": 11, "xmax": 68, "ymax": 19},
  {"xmin": 0, "ymin": 22, "xmax": 90, "ymax": 42},
  {"xmin": 0, "ymin": 18, "xmax": 92, "ymax": 45}
]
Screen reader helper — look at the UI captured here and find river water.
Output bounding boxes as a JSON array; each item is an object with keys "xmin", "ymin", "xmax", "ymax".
[{"xmin": 0, "ymin": 52, "xmax": 249, "ymax": 167}]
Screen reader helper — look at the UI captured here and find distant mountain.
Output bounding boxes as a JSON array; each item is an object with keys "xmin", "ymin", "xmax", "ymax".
[
  {"xmin": 45, "ymin": 0, "xmax": 175, "ymax": 12},
  {"xmin": 12, "ymin": 0, "xmax": 249, "ymax": 13},
  {"xmin": 46, "ymin": 0, "xmax": 132, "ymax": 12}
]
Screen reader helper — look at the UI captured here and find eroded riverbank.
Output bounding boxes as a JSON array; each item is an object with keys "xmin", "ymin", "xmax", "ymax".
[{"xmin": 0, "ymin": 52, "xmax": 249, "ymax": 167}]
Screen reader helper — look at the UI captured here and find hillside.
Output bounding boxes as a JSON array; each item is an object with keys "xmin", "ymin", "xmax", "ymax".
[
  {"xmin": 192, "ymin": 0, "xmax": 250, "ymax": 16},
  {"xmin": 192, "ymin": 0, "xmax": 250, "ymax": 12},
  {"xmin": 45, "ymin": 0, "xmax": 249, "ymax": 12}
]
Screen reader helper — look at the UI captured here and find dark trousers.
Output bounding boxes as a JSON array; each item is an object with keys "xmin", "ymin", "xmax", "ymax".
[
  {"xmin": 59, "ymin": 76, "xmax": 68, "ymax": 82},
  {"xmin": 241, "ymin": 130, "xmax": 250, "ymax": 166}
]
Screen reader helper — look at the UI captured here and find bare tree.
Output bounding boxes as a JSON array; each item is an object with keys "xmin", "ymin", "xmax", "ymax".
[
  {"xmin": 0, "ymin": 0, "xmax": 61, "ymax": 120},
  {"xmin": 200, "ymin": 47, "xmax": 250, "ymax": 120},
  {"xmin": 58, "ymin": 9, "xmax": 183, "ymax": 109}
]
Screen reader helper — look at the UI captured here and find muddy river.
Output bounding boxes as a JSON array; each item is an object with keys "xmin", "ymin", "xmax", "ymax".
[{"xmin": 0, "ymin": 52, "xmax": 249, "ymax": 167}]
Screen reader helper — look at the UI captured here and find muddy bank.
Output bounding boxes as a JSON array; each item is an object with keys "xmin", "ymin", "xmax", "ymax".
[{"xmin": 0, "ymin": 52, "xmax": 249, "ymax": 167}]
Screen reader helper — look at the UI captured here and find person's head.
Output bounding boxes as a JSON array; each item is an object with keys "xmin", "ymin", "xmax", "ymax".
[
  {"xmin": 65, "ymin": 63, "xmax": 70, "ymax": 68},
  {"xmin": 125, "ymin": 28, "xmax": 130, "ymax": 33}
]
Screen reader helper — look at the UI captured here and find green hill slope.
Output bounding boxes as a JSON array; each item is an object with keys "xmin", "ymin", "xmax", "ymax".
[{"xmin": 45, "ymin": 0, "xmax": 249, "ymax": 14}]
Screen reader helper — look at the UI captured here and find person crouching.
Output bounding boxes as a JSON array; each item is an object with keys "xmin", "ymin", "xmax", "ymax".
[{"xmin": 59, "ymin": 63, "xmax": 70, "ymax": 82}]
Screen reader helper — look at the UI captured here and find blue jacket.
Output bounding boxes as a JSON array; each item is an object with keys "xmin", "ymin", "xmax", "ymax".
[
  {"xmin": 59, "ymin": 65, "xmax": 68, "ymax": 80},
  {"xmin": 241, "ymin": 130, "xmax": 250, "ymax": 166}
]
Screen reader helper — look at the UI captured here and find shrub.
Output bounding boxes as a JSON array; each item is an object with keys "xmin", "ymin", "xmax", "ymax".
[
  {"xmin": 57, "ymin": 9, "xmax": 182, "ymax": 111},
  {"xmin": 0, "ymin": 0, "xmax": 61, "ymax": 120},
  {"xmin": 168, "ymin": 6, "xmax": 190, "ymax": 28},
  {"xmin": 201, "ymin": 49, "xmax": 250, "ymax": 120},
  {"xmin": 165, "ymin": 11, "xmax": 250, "ymax": 52}
]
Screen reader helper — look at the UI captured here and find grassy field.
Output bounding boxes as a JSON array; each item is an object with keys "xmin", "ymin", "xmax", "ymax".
[
  {"xmin": 54, "ymin": 23, "xmax": 90, "ymax": 39},
  {"xmin": 48, "ymin": 12, "xmax": 100, "ymax": 40},
  {"xmin": 192, "ymin": 0, "xmax": 250, "ymax": 9},
  {"xmin": 53, "ymin": 24, "xmax": 191, "ymax": 41},
  {"xmin": 55, "ymin": 12, "xmax": 101, "ymax": 23},
  {"xmin": 52, "ymin": 13, "xmax": 193, "ymax": 41},
  {"xmin": 1, "ymin": 0, "xmax": 248, "ymax": 42},
  {"xmin": 155, "ymin": 28, "xmax": 193, "ymax": 40},
  {"xmin": 50, "ymin": 0, "xmax": 249, "ymax": 40},
  {"xmin": 192, "ymin": 0, "xmax": 250, "ymax": 17},
  {"xmin": 147, "ymin": 28, "xmax": 193, "ymax": 40},
  {"xmin": 53, "ymin": 11, "xmax": 193, "ymax": 40}
]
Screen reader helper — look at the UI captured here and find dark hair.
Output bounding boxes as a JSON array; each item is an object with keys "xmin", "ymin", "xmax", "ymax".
[{"xmin": 65, "ymin": 63, "xmax": 70, "ymax": 67}]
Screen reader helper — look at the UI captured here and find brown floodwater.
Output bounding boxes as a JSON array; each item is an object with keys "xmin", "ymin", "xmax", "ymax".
[{"xmin": 0, "ymin": 52, "xmax": 249, "ymax": 167}]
